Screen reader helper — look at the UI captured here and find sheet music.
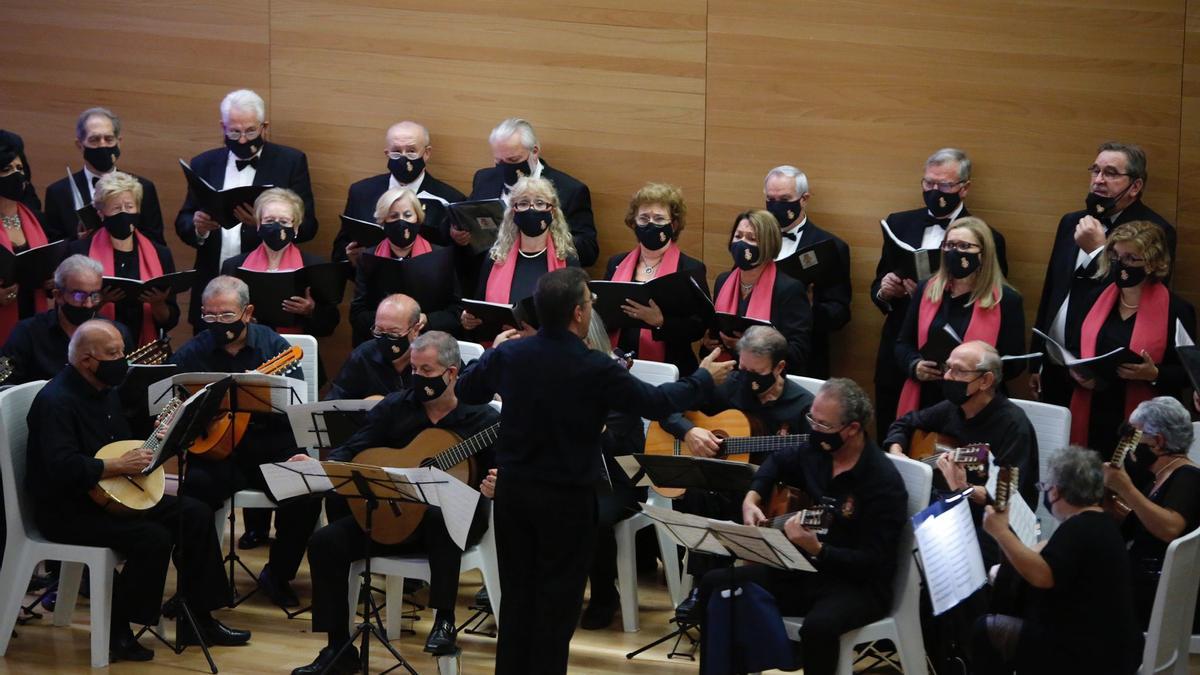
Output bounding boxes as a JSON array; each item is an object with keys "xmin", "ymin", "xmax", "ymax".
[
  {"xmin": 144, "ymin": 385, "xmax": 208, "ymax": 472},
  {"xmin": 913, "ymin": 497, "xmax": 987, "ymax": 616},
  {"xmin": 260, "ymin": 458, "xmax": 334, "ymax": 501},
  {"xmin": 285, "ymin": 399, "xmax": 379, "ymax": 448},
  {"xmin": 1006, "ymin": 494, "xmax": 1040, "ymax": 548},
  {"xmin": 640, "ymin": 504, "xmax": 730, "ymax": 556},
  {"xmin": 148, "ymin": 371, "xmax": 305, "ymax": 415},
  {"xmin": 383, "ymin": 466, "xmax": 480, "ymax": 550},
  {"xmin": 708, "ymin": 520, "xmax": 817, "ymax": 572},
  {"xmin": 616, "ymin": 455, "xmax": 654, "ymax": 487}
]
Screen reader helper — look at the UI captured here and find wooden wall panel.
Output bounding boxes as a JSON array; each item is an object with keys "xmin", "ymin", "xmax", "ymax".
[
  {"xmin": 1179, "ymin": 0, "xmax": 1200, "ymax": 305},
  {"xmin": 705, "ymin": 0, "xmax": 1187, "ymax": 395}
]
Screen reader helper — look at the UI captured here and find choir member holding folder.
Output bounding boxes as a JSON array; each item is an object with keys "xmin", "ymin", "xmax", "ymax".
[
  {"xmin": 67, "ymin": 171, "xmax": 178, "ymax": 344},
  {"xmin": 700, "ymin": 209, "xmax": 811, "ymax": 375},
  {"xmin": 894, "ymin": 217, "xmax": 1024, "ymax": 417},
  {"xmin": 601, "ymin": 183, "xmax": 708, "ymax": 375},
  {"xmin": 460, "ymin": 176, "xmax": 578, "ymax": 341},
  {"xmin": 1064, "ymin": 221, "xmax": 1196, "ymax": 452},
  {"xmin": 0, "ymin": 139, "xmax": 53, "ymax": 343}
]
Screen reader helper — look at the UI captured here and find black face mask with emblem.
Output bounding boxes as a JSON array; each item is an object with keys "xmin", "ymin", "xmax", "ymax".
[
  {"xmin": 388, "ymin": 155, "xmax": 425, "ymax": 184},
  {"xmin": 741, "ymin": 368, "xmax": 777, "ymax": 398},
  {"xmin": 729, "ymin": 240, "xmax": 761, "ymax": 271},
  {"xmin": 923, "ymin": 188, "xmax": 961, "ymax": 219},
  {"xmin": 765, "ymin": 199, "xmax": 803, "ymax": 229},
  {"xmin": 635, "ymin": 222, "xmax": 672, "ymax": 251},
  {"xmin": 375, "ymin": 334, "xmax": 409, "ymax": 362},
  {"xmin": 210, "ymin": 319, "xmax": 246, "ymax": 347},
  {"xmin": 500, "ymin": 159, "xmax": 532, "ymax": 186},
  {"xmin": 412, "ymin": 370, "xmax": 449, "ymax": 402}
]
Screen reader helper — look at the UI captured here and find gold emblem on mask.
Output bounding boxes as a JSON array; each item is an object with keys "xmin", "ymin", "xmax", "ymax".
[
  {"xmin": 279, "ymin": 229, "xmax": 287, "ymax": 241},
  {"xmin": 743, "ymin": 248, "xmax": 752, "ymax": 261},
  {"xmin": 658, "ymin": 231, "xmax": 667, "ymax": 242},
  {"xmin": 938, "ymin": 196, "xmax": 947, "ymax": 208},
  {"xmin": 960, "ymin": 256, "xmax": 969, "ymax": 269},
  {"xmin": 391, "ymin": 344, "xmax": 401, "ymax": 354},
  {"xmin": 1095, "ymin": 204, "xmax": 1106, "ymax": 214},
  {"xmin": 787, "ymin": 209, "xmax": 795, "ymax": 221},
  {"xmin": 406, "ymin": 160, "xmax": 413, "ymax": 172},
  {"xmin": 423, "ymin": 386, "xmax": 436, "ymax": 397},
  {"xmin": 1120, "ymin": 269, "xmax": 1129, "ymax": 281},
  {"xmin": 751, "ymin": 381, "xmax": 760, "ymax": 391},
  {"xmin": 224, "ymin": 330, "xmax": 235, "ymax": 341}
]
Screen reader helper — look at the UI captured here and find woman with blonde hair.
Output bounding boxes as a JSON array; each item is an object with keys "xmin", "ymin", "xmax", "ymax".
[{"xmin": 895, "ymin": 216, "xmax": 1025, "ymax": 415}]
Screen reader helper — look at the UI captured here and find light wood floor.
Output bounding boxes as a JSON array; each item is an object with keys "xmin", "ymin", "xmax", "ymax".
[{"xmin": 3, "ymin": 522, "xmax": 1200, "ymax": 674}]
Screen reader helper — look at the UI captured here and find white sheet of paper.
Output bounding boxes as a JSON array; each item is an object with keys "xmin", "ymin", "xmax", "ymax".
[
  {"xmin": 640, "ymin": 504, "xmax": 730, "ymax": 556},
  {"xmin": 285, "ymin": 399, "xmax": 379, "ymax": 448},
  {"xmin": 1006, "ymin": 494, "xmax": 1040, "ymax": 548},
  {"xmin": 259, "ymin": 458, "xmax": 333, "ymax": 501},
  {"xmin": 914, "ymin": 498, "xmax": 987, "ymax": 616},
  {"xmin": 383, "ymin": 466, "xmax": 480, "ymax": 549},
  {"xmin": 616, "ymin": 455, "xmax": 655, "ymax": 487},
  {"xmin": 708, "ymin": 520, "xmax": 816, "ymax": 572}
]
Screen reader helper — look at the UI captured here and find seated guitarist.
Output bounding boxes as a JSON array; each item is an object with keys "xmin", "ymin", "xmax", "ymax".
[
  {"xmin": 661, "ymin": 325, "xmax": 814, "ymax": 617},
  {"xmin": 25, "ymin": 320, "xmax": 247, "ymax": 662},
  {"xmin": 325, "ymin": 293, "xmax": 425, "ymax": 400},
  {"xmin": 290, "ymin": 330, "xmax": 497, "ymax": 675},
  {"xmin": 167, "ymin": 275, "xmax": 321, "ymax": 609}
]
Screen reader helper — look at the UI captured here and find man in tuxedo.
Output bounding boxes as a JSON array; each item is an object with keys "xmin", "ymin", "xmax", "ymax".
[
  {"xmin": 332, "ymin": 120, "xmax": 466, "ymax": 264},
  {"xmin": 764, "ymin": 165, "xmax": 851, "ymax": 379},
  {"xmin": 43, "ymin": 107, "xmax": 165, "ymax": 244},
  {"xmin": 174, "ymin": 89, "xmax": 318, "ymax": 333},
  {"xmin": 1031, "ymin": 141, "xmax": 1177, "ymax": 407},
  {"xmin": 870, "ymin": 148, "xmax": 1009, "ymax": 437}
]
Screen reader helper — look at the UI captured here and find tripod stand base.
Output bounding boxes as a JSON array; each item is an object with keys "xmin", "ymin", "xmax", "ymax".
[
  {"xmin": 625, "ymin": 616, "xmax": 700, "ymax": 661},
  {"xmin": 136, "ymin": 598, "xmax": 219, "ymax": 674}
]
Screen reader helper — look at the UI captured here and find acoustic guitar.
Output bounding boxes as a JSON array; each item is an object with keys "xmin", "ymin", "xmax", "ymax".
[
  {"xmin": 1102, "ymin": 426, "xmax": 1142, "ymax": 520},
  {"xmin": 908, "ymin": 429, "xmax": 991, "ymax": 465},
  {"xmin": 127, "ymin": 337, "xmax": 173, "ymax": 365},
  {"xmin": 765, "ymin": 484, "xmax": 835, "ymax": 535},
  {"xmin": 993, "ymin": 465, "xmax": 1018, "ymax": 512},
  {"xmin": 348, "ymin": 422, "xmax": 500, "ymax": 545},
  {"xmin": 90, "ymin": 397, "xmax": 181, "ymax": 513},
  {"xmin": 187, "ymin": 346, "xmax": 304, "ymax": 460},
  {"xmin": 644, "ymin": 409, "xmax": 808, "ymax": 498}
]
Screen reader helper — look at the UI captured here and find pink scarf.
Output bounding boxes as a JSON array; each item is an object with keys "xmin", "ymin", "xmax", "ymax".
[
  {"xmin": 484, "ymin": 237, "xmax": 565, "ymax": 304},
  {"xmin": 712, "ymin": 262, "xmax": 778, "ymax": 364},
  {"xmin": 373, "ymin": 235, "xmax": 432, "ymax": 259},
  {"xmin": 0, "ymin": 204, "xmax": 50, "ymax": 341},
  {"xmin": 91, "ymin": 230, "xmax": 164, "ymax": 344},
  {"xmin": 240, "ymin": 242, "xmax": 305, "ymax": 334},
  {"xmin": 607, "ymin": 243, "xmax": 681, "ymax": 362}
]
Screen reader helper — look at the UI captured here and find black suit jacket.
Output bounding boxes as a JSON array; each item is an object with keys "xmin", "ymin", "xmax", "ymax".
[
  {"xmin": 787, "ymin": 220, "xmax": 852, "ymax": 379},
  {"xmin": 332, "ymin": 171, "xmax": 467, "ymax": 261},
  {"xmin": 220, "ymin": 249, "xmax": 340, "ymax": 338},
  {"xmin": 349, "ymin": 244, "xmax": 463, "ymax": 346},
  {"xmin": 43, "ymin": 170, "xmax": 165, "ymax": 245},
  {"xmin": 709, "ymin": 269, "xmax": 813, "ymax": 375},
  {"xmin": 469, "ymin": 161, "xmax": 597, "ymax": 267},
  {"xmin": 603, "ymin": 249, "xmax": 708, "ymax": 375},
  {"xmin": 175, "ymin": 141, "xmax": 318, "ymax": 331},
  {"xmin": 869, "ymin": 206, "xmax": 1009, "ymax": 386}
]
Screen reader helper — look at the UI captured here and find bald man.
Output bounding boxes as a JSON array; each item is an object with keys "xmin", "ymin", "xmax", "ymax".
[
  {"xmin": 24, "ymin": 320, "xmax": 248, "ymax": 662},
  {"xmin": 332, "ymin": 120, "xmax": 467, "ymax": 263},
  {"xmin": 327, "ymin": 293, "xmax": 425, "ymax": 400}
]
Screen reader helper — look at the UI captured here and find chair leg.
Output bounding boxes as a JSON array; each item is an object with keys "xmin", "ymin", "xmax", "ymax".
[
  {"xmin": 614, "ymin": 521, "xmax": 639, "ymax": 632},
  {"xmin": 385, "ymin": 573, "xmax": 405, "ymax": 641},
  {"xmin": 347, "ymin": 562, "xmax": 362, "ymax": 637},
  {"xmin": 836, "ymin": 635, "xmax": 857, "ymax": 675},
  {"xmin": 657, "ymin": 530, "xmax": 683, "ymax": 607},
  {"xmin": 88, "ymin": 563, "xmax": 112, "ymax": 668},
  {"xmin": 0, "ymin": 555, "xmax": 38, "ymax": 655},
  {"xmin": 53, "ymin": 561, "xmax": 84, "ymax": 627}
]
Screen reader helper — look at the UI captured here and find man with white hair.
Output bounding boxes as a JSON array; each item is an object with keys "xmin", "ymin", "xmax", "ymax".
[
  {"xmin": 763, "ymin": 165, "xmax": 851, "ymax": 378},
  {"xmin": 43, "ymin": 106, "xmax": 166, "ymax": 243},
  {"xmin": 870, "ymin": 148, "xmax": 1009, "ymax": 437},
  {"xmin": 175, "ymin": 89, "xmax": 318, "ymax": 333},
  {"xmin": 331, "ymin": 120, "xmax": 467, "ymax": 264}
]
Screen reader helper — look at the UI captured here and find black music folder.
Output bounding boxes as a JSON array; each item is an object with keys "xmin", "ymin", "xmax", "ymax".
[
  {"xmin": 1177, "ymin": 345, "xmax": 1200, "ymax": 392},
  {"xmin": 447, "ymin": 198, "xmax": 504, "ymax": 255},
  {"xmin": 102, "ymin": 270, "xmax": 197, "ymax": 298},
  {"xmin": 589, "ymin": 272, "xmax": 713, "ymax": 331},
  {"xmin": 461, "ymin": 297, "xmax": 538, "ymax": 341},
  {"xmin": 712, "ymin": 311, "xmax": 772, "ymax": 337},
  {"xmin": 235, "ymin": 262, "xmax": 351, "ymax": 327},
  {"xmin": 357, "ymin": 247, "xmax": 457, "ymax": 311},
  {"xmin": 1032, "ymin": 328, "xmax": 1141, "ymax": 383},
  {"xmin": 0, "ymin": 240, "xmax": 66, "ymax": 289},
  {"xmin": 776, "ymin": 237, "xmax": 843, "ymax": 287},
  {"xmin": 920, "ymin": 324, "xmax": 962, "ymax": 366},
  {"xmin": 339, "ymin": 215, "xmax": 387, "ymax": 249},
  {"xmin": 881, "ymin": 219, "xmax": 940, "ymax": 281},
  {"xmin": 179, "ymin": 159, "xmax": 272, "ymax": 228}
]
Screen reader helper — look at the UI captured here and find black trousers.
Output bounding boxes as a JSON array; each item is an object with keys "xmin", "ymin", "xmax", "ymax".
[
  {"xmin": 181, "ymin": 452, "xmax": 321, "ymax": 581},
  {"xmin": 35, "ymin": 495, "xmax": 231, "ymax": 626},
  {"xmin": 696, "ymin": 565, "xmax": 886, "ymax": 675},
  {"xmin": 494, "ymin": 475, "xmax": 597, "ymax": 675},
  {"xmin": 875, "ymin": 375, "xmax": 903, "ymax": 440},
  {"xmin": 307, "ymin": 496, "xmax": 489, "ymax": 638}
]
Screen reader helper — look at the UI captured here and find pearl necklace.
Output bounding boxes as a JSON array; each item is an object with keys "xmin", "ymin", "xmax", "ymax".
[{"xmin": 518, "ymin": 247, "xmax": 547, "ymax": 259}]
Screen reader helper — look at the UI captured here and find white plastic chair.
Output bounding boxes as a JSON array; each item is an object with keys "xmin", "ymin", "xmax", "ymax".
[
  {"xmin": 0, "ymin": 381, "xmax": 122, "ymax": 668},
  {"xmin": 458, "ymin": 341, "xmax": 485, "ymax": 365},
  {"xmin": 347, "ymin": 509, "xmax": 502, "ymax": 639},
  {"xmin": 282, "ymin": 333, "xmax": 318, "ymax": 405},
  {"xmin": 776, "ymin": 453, "xmax": 932, "ymax": 675},
  {"xmin": 1187, "ymin": 422, "xmax": 1200, "ymax": 466},
  {"xmin": 1010, "ymin": 398, "xmax": 1070, "ymax": 539},
  {"xmin": 785, "ymin": 374, "xmax": 825, "ymax": 397},
  {"xmin": 1140, "ymin": 526, "xmax": 1200, "ymax": 674}
]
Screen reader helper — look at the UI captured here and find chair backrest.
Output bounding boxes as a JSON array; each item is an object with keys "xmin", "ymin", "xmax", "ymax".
[
  {"xmin": 1010, "ymin": 398, "xmax": 1070, "ymax": 538},
  {"xmin": 630, "ymin": 359, "xmax": 679, "ymax": 387},
  {"xmin": 1141, "ymin": 525, "xmax": 1200, "ymax": 674},
  {"xmin": 785, "ymin": 374, "xmax": 825, "ymax": 397},
  {"xmin": 281, "ymin": 334, "xmax": 318, "ymax": 404},
  {"xmin": 459, "ymin": 341, "xmax": 485, "ymax": 365},
  {"xmin": 1188, "ymin": 422, "xmax": 1200, "ymax": 465},
  {"xmin": 885, "ymin": 452, "xmax": 934, "ymax": 615},
  {"xmin": 0, "ymin": 381, "xmax": 48, "ymax": 551}
]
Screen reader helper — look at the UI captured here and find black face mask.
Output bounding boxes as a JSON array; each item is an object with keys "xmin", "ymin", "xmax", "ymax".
[
  {"xmin": 93, "ymin": 356, "xmax": 128, "ymax": 388},
  {"xmin": 923, "ymin": 188, "xmax": 961, "ymax": 219},
  {"xmin": 810, "ymin": 428, "xmax": 845, "ymax": 453},
  {"xmin": 259, "ymin": 222, "xmax": 296, "ymax": 251},
  {"xmin": 83, "ymin": 145, "xmax": 120, "ymax": 173},
  {"xmin": 1113, "ymin": 260, "xmax": 1147, "ymax": 288},
  {"xmin": 375, "ymin": 334, "xmax": 409, "ymax": 361},
  {"xmin": 210, "ymin": 319, "xmax": 246, "ymax": 346},
  {"xmin": 765, "ymin": 199, "xmax": 803, "ymax": 229},
  {"xmin": 102, "ymin": 211, "xmax": 138, "ymax": 239},
  {"xmin": 0, "ymin": 170, "xmax": 26, "ymax": 201},
  {"xmin": 942, "ymin": 376, "xmax": 979, "ymax": 406},
  {"xmin": 388, "ymin": 155, "xmax": 426, "ymax": 184},
  {"xmin": 384, "ymin": 218, "xmax": 419, "ymax": 249},
  {"xmin": 742, "ymin": 369, "xmax": 778, "ymax": 397},
  {"xmin": 1042, "ymin": 488, "xmax": 1057, "ymax": 515},
  {"xmin": 412, "ymin": 370, "xmax": 450, "ymax": 402},
  {"xmin": 635, "ymin": 222, "xmax": 672, "ymax": 251},
  {"xmin": 59, "ymin": 302, "xmax": 96, "ymax": 326},
  {"xmin": 500, "ymin": 159, "xmax": 532, "ymax": 186},
  {"xmin": 730, "ymin": 240, "xmax": 761, "ymax": 271},
  {"xmin": 944, "ymin": 249, "xmax": 982, "ymax": 279},
  {"xmin": 1132, "ymin": 442, "xmax": 1159, "ymax": 471},
  {"xmin": 1085, "ymin": 182, "xmax": 1133, "ymax": 219},
  {"xmin": 225, "ymin": 136, "xmax": 263, "ymax": 160},
  {"xmin": 514, "ymin": 209, "xmax": 552, "ymax": 238}
]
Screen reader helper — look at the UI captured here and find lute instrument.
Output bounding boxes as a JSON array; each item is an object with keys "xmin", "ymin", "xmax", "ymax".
[
  {"xmin": 1102, "ymin": 426, "xmax": 1142, "ymax": 520},
  {"xmin": 127, "ymin": 337, "xmax": 172, "ymax": 365},
  {"xmin": 90, "ymin": 397, "xmax": 181, "ymax": 513}
]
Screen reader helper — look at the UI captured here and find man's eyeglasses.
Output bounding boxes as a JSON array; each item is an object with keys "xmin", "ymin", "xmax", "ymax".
[
  {"xmin": 513, "ymin": 199, "xmax": 553, "ymax": 212},
  {"xmin": 371, "ymin": 325, "xmax": 416, "ymax": 341},
  {"xmin": 386, "ymin": 150, "xmax": 423, "ymax": 161},
  {"xmin": 943, "ymin": 366, "xmax": 985, "ymax": 379},
  {"xmin": 224, "ymin": 126, "xmax": 263, "ymax": 141},
  {"xmin": 941, "ymin": 241, "xmax": 981, "ymax": 253},
  {"xmin": 921, "ymin": 178, "xmax": 966, "ymax": 193},
  {"xmin": 199, "ymin": 311, "xmax": 243, "ymax": 324},
  {"xmin": 1088, "ymin": 166, "xmax": 1130, "ymax": 181},
  {"xmin": 805, "ymin": 412, "xmax": 844, "ymax": 434},
  {"xmin": 62, "ymin": 290, "xmax": 102, "ymax": 305}
]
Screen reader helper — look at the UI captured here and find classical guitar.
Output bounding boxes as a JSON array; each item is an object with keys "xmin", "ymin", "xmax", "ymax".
[
  {"xmin": 915, "ymin": 441, "xmax": 990, "ymax": 472},
  {"xmin": 1102, "ymin": 426, "xmax": 1142, "ymax": 520},
  {"xmin": 348, "ymin": 422, "xmax": 500, "ymax": 545},
  {"xmin": 765, "ymin": 484, "xmax": 835, "ymax": 535},
  {"xmin": 644, "ymin": 409, "xmax": 808, "ymax": 498},
  {"xmin": 187, "ymin": 346, "xmax": 304, "ymax": 460},
  {"xmin": 993, "ymin": 465, "xmax": 1018, "ymax": 512},
  {"xmin": 908, "ymin": 429, "xmax": 991, "ymax": 464},
  {"xmin": 90, "ymin": 397, "xmax": 181, "ymax": 514},
  {"xmin": 127, "ymin": 337, "xmax": 173, "ymax": 365}
]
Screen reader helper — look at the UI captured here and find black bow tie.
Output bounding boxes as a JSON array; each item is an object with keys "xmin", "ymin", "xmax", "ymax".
[
  {"xmin": 782, "ymin": 231, "xmax": 798, "ymax": 241},
  {"xmin": 235, "ymin": 157, "xmax": 258, "ymax": 172}
]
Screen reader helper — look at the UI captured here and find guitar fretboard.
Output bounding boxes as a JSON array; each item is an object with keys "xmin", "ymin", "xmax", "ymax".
[
  {"xmin": 672, "ymin": 433, "xmax": 809, "ymax": 457},
  {"xmin": 433, "ymin": 422, "xmax": 501, "ymax": 470}
]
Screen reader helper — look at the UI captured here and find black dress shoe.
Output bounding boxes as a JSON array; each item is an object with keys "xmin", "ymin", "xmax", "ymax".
[
  {"xmin": 423, "ymin": 618, "xmax": 457, "ymax": 655},
  {"xmin": 238, "ymin": 529, "xmax": 269, "ymax": 550},
  {"xmin": 291, "ymin": 644, "xmax": 360, "ymax": 675},
  {"xmin": 675, "ymin": 588, "xmax": 701, "ymax": 623},
  {"xmin": 178, "ymin": 614, "xmax": 251, "ymax": 647},
  {"xmin": 259, "ymin": 564, "xmax": 300, "ymax": 608},
  {"xmin": 580, "ymin": 595, "xmax": 618, "ymax": 630},
  {"xmin": 110, "ymin": 629, "xmax": 154, "ymax": 662}
]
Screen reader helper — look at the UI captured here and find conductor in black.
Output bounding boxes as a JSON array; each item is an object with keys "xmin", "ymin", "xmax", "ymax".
[{"xmin": 455, "ymin": 267, "xmax": 732, "ymax": 674}]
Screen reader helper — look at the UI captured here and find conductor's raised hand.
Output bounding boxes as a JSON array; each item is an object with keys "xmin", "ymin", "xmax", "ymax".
[
  {"xmin": 493, "ymin": 328, "xmax": 521, "ymax": 347},
  {"xmin": 699, "ymin": 346, "xmax": 734, "ymax": 385}
]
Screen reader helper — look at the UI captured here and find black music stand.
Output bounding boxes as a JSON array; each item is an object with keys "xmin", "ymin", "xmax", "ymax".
[{"xmin": 136, "ymin": 379, "xmax": 231, "ymax": 674}]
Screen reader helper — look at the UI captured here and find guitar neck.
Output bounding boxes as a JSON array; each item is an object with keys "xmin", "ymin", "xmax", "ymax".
[
  {"xmin": 766, "ymin": 507, "xmax": 824, "ymax": 530},
  {"xmin": 432, "ymin": 422, "xmax": 500, "ymax": 470},
  {"xmin": 718, "ymin": 433, "xmax": 809, "ymax": 457},
  {"xmin": 1110, "ymin": 429, "xmax": 1143, "ymax": 467}
]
